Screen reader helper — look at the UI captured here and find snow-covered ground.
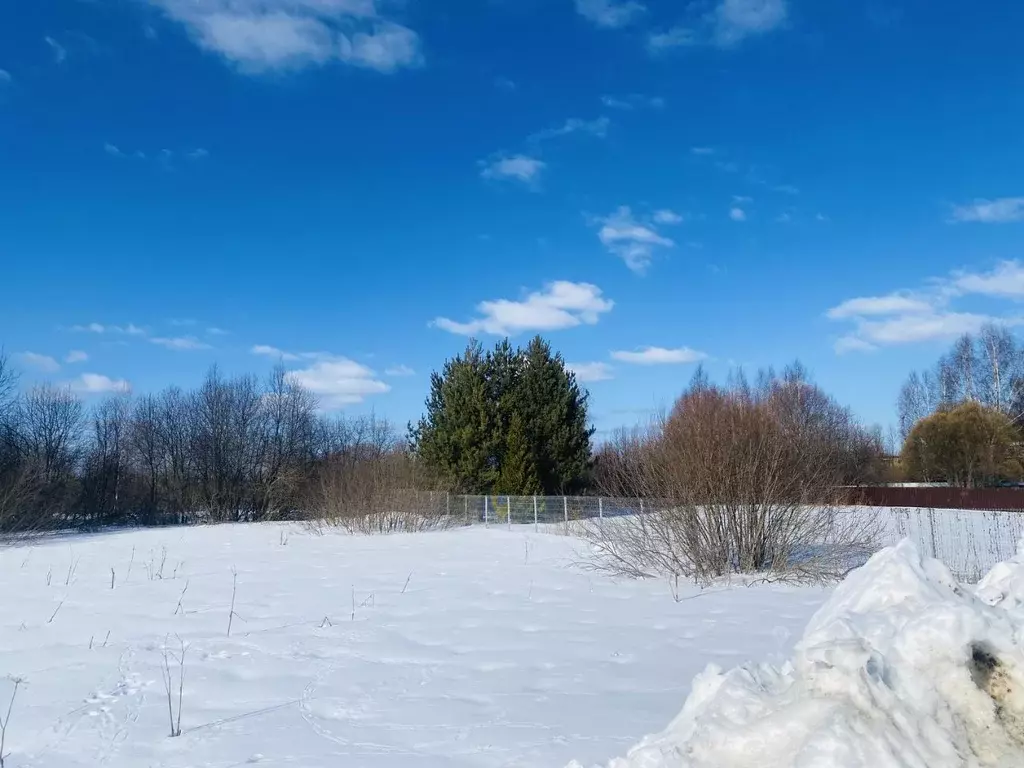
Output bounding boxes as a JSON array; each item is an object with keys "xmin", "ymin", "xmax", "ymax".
[
  {"xmin": 580, "ymin": 538, "xmax": 1024, "ymax": 767},
  {"xmin": 0, "ymin": 524, "xmax": 829, "ymax": 767}
]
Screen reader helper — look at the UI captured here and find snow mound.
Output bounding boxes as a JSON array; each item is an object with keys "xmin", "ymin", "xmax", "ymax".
[{"xmin": 572, "ymin": 539, "xmax": 1024, "ymax": 768}]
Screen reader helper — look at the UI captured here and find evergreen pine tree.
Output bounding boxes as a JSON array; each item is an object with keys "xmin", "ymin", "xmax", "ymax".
[{"xmin": 494, "ymin": 412, "xmax": 540, "ymax": 494}]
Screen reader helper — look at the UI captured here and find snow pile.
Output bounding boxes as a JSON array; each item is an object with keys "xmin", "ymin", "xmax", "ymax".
[{"xmin": 573, "ymin": 539, "xmax": 1024, "ymax": 768}]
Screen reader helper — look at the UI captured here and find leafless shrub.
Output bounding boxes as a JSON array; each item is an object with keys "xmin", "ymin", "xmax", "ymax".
[
  {"xmin": 584, "ymin": 365, "xmax": 882, "ymax": 585},
  {"xmin": 305, "ymin": 417, "xmax": 456, "ymax": 535}
]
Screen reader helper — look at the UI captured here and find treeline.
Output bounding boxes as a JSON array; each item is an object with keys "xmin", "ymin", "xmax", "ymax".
[
  {"xmin": 897, "ymin": 324, "xmax": 1024, "ymax": 487},
  {"xmin": 0, "ymin": 356, "xmax": 422, "ymax": 532}
]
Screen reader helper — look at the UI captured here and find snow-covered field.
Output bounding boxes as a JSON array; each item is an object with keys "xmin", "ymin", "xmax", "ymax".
[{"xmin": 0, "ymin": 524, "xmax": 829, "ymax": 768}]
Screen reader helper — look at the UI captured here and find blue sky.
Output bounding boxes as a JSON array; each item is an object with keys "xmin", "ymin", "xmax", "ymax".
[{"xmin": 2, "ymin": 0, "xmax": 1024, "ymax": 438}]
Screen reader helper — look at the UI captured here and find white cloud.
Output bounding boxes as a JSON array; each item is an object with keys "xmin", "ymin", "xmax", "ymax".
[
  {"xmin": 45, "ymin": 36, "xmax": 67, "ymax": 63},
  {"xmin": 611, "ymin": 346, "xmax": 707, "ymax": 365},
  {"xmin": 146, "ymin": 0, "xmax": 420, "ymax": 74},
  {"xmin": 575, "ymin": 0, "xmax": 646, "ymax": 28},
  {"xmin": 950, "ymin": 197, "xmax": 1024, "ymax": 224},
  {"xmin": 647, "ymin": 26, "xmax": 697, "ymax": 51},
  {"xmin": 150, "ymin": 336, "xmax": 212, "ymax": 351},
  {"xmin": 600, "ymin": 94, "xmax": 664, "ymax": 110},
  {"xmin": 729, "ymin": 206, "xmax": 747, "ymax": 221},
  {"xmin": 18, "ymin": 352, "xmax": 61, "ymax": 373},
  {"xmin": 834, "ymin": 336, "xmax": 877, "ymax": 355},
  {"xmin": 384, "ymin": 364, "xmax": 415, "ymax": 377},
  {"xmin": 65, "ymin": 350, "xmax": 89, "ymax": 364},
  {"xmin": 952, "ymin": 260, "xmax": 1024, "ymax": 298},
  {"xmin": 713, "ymin": 0, "xmax": 788, "ymax": 45},
  {"xmin": 479, "ymin": 155, "xmax": 545, "ymax": 184},
  {"xmin": 826, "ymin": 263, "xmax": 1024, "ymax": 352},
  {"xmin": 690, "ymin": 146, "xmax": 715, "ymax": 155},
  {"xmin": 206, "ymin": 326, "xmax": 230, "ymax": 335},
  {"xmin": 529, "ymin": 116, "xmax": 610, "ymax": 143},
  {"xmin": 826, "ymin": 294, "xmax": 934, "ymax": 320},
  {"xmin": 653, "ymin": 209, "xmax": 684, "ymax": 225},
  {"xmin": 70, "ymin": 322, "xmax": 146, "ymax": 335},
  {"xmin": 648, "ymin": 0, "xmax": 786, "ymax": 52},
  {"xmin": 187, "ymin": 148, "xmax": 210, "ymax": 160},
  {"xmin": 593, "ymin": 206, "xmax": 675, "ymax": 274},
  {"xmin": 70, "ymin": 373, "xmax": 131, "ymax": 394},
  {"xmin": 433, "ymin": 281, "xmax": 613, "ymax": 336},
  {"xmin": 104, "ymin": 143, "xmax": 125, "ymax": 158},
  {"xmin": 251, "ymin": 344, "xmax": 299, "ymax": 360},
  {"xmin": 568, "ymin": 362, "xmax": 614, "ymax": 382},
  {"xmin": 287, "ymin": 357, "xmax": 389, "ymax": 409},
  {"xmin": 855, "ymin": 312, "xmax": 999, "ymax": 345}
]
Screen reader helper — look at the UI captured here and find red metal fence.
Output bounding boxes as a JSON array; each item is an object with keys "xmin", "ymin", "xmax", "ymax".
[{"xmin": 851, "ymin": 486, "xmax": 1024, "ymax": 511}]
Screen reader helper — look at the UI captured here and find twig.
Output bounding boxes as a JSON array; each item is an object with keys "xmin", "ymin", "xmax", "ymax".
[
  {"xmin": 47, "ymin": 597, "xmax": 66, "ymax": 624},
  {"xmin": 160, "ymin": 635, "xmax": 187, "ymax": 737},
  {"xmin": 64, "ymin": 553, "xmax": 79, "ymax": 587},
  {"xmin": 45, "ymin": 567, "xmax": 51, "ymax": 587},
  {"xmin": 110, "ymin": 567, "xmax": 115, "ymax": 590},
  {"xmin": 359, "ymin": 592, "xmax": 375, "ymax": 608},
  {"xmin": 125, "ymin": 546, "xmax": 135, "ymax": 582},
  {"xmin": 89, "ymin": 635, "xmax": 94, "ymax": 650},
  {"xmin": 351, "ymin": 585, "xmax": 355, "ymax": 621},
  {"xmin": 174, "ymin": 580, "xmax": 190, "ymax": 616},
  {"xmin": 226, "ymin": 569, "xmax": 238, "ymax": 637},
  {"xmin": 402, "ymin": 572, "xmax": 412, "ymax": 594},
  {"xmin": 0, "ymin": 676, "xmax": 23, "ymax": 768},
  {"xmin": 319, "ymin": 616, "xmax": 332, "ymax": 628},
  {"xmin": 102, "ymin": 630, "xmax": 110, "ymax": 647}
]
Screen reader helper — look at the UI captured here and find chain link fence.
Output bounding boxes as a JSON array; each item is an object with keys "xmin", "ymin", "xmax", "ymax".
[{"xmin": 424, "ymin": 494, "xmax": 1024, "ymax": 582}]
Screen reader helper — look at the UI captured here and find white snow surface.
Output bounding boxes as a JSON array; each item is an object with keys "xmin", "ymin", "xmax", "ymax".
[
  {"xmin": 0, "ymin": 524, "xmax": 828, "ymax": 767},
  {"xmin": 576, "ymin": 539, "xmax": 1024, "ymax": 768}
]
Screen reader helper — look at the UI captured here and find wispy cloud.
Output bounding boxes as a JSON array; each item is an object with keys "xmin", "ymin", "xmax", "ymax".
[
  {"xmin": 206, "ymin": 326, "xmax": 230, "ymax": 336},
  {"xmin": 479, "ymin": 154, "xmax": 546, "ymax": 185},
  {"xmin": 65, "ymin": 350, "xmax": 89, "ymax": 364},
  {"xmin": 827, "ymin": 260, "xmax": 1024, "ymax": 352},
  {"xmin": 0, "ymin": 70, "xmax": 11, "ymax": 83},
  {"xmin": 729, "ymin": 206, "xmax": 747, "ymax": 222},
  {"xmin": 612, "ymin": 346, "xmax": 707, "ymax": 365},
  {"xmin": 575, "ymin": 0, "xmax": 646, "ymax": 28},
  {"xmin": 44, "ymin": 36, "xmax": 67, "ymax": 64},
  {"xmin": 186, "ymin": 148, "xmax": 209, "ymax": 160},
  {"xmin": 384, "ymin": 364, "xmax": 416, "ymax": 377},
  {"xmin": 647, "ymin": 26, "xmax": 697, "ymax": 51},
  {"xmin": 149, "ymin": 336, "xmax": 212, "ymax": 351},
  {"xmin": 528, "ymin": 116, "xmax": 610, "ymax": 143},
  {"xmin": 951, "ymin": 260, "xmax": 1024, "ymax": 299},
  {"xmin": 949, "ymin": 197, "xmax": 1024, "ymax": 224},
  {"xmin": 70, "ymin": 322, "xmax": 146, "ymax": 335},
  {"xmin": 70, "ymin": 373, "xmax": 131, "ymax": 394},
  {"xmin": 649, "ymin": 0, "xmax": 787, "ymax": 52},
  {"xmin": 690, "ymin": 146, "xmax": 716, "ymax": 156},
  {"xmin": 713, "ymin": 0, "xmax": 788, "ymax": 46},
  {"xmin": 18, "ymin": 352, "xmax": 61, "ymax": 373},
  {"xmin": 252, "ymin": 344, "xmax": 299, "ymax": 361},
  {"xmin": 433, "ymin": 281, "xmax": 613, "ymax": 336},
  {"xmin": 652, "ymin": 209, "xmax": 685, "ymax": 225},
  {"xmin": 568, "ymin": 362, "xmax": 614, "ymax": 382},
  {"xmin": 591, "ymin": 206, "xmax": 675, "ymax": 274},
  {"xmin": 145, "ymin": 0, "xmax": 421, "ymax": 74},
  {"xmin": 287, "ymin": 357, "xmax": 389, "ymax": 409},
  {"xmin": 104, "ymin": 143, "xmax": 126, "ymax": 158},
  {"xmin": 827, "ymin": 294, "xmax": 934, "ymax": 320},
  {"xmin": 600, "ymin": 94, "xmax": 664, "ymax": 110}
]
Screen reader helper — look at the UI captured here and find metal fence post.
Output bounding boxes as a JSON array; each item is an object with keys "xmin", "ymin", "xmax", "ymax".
[
  {"xmin": 599, "ymin": 497, "xmax": 603, "ymax": 520},
  {"xmin": 484, "ymin": 495, "xmax": 489, "ymax": 526},
  {"xmin": 508, "ymin": 496, "xmax": 512, "ymax": 530},
  {"xmin": 563, "ymin": 496, "xmax": 568, "ymax": 534},
  {"xmin": 533, "ymin": 495, "xmax": 538, "ymax": 532}
]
